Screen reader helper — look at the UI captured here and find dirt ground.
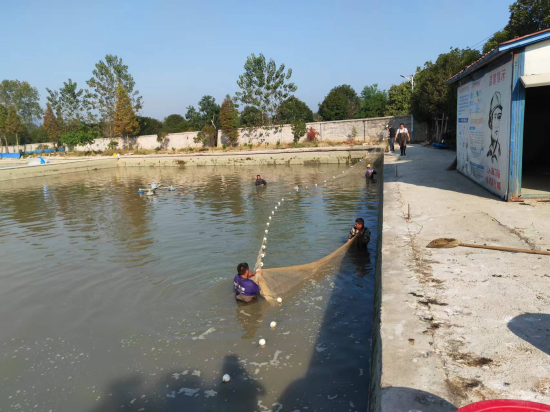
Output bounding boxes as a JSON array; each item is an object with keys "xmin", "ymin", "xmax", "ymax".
[{"xmin": 380, "ymin": 145, "xmax": 550, "ymax": 411}]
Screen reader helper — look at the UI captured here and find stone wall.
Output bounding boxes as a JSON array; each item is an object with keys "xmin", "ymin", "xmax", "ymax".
[{"xmin": 73, "ymin": 132, "xmax": 203, "ymax": 152}]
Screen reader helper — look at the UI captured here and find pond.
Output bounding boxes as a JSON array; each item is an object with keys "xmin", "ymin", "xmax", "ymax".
[{"xmin": 0, "ymin": 162, "xmax": 380, "ymax": 412}]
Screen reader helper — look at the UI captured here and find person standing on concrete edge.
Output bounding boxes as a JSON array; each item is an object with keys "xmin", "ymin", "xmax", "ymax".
[
  {"xmin": 381, "ymin": 125, "xmax": 390, "ymax": 152},
  {"xmin": 396, "ymin": 123, "xmax": 410, "ymax": 156},
  {"xmin": 388, "ymin": 124, "xmax": 396, "ymax": 152}
]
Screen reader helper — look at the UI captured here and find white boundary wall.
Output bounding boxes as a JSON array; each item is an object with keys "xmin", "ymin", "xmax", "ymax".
[{"xmin": 1, "ymin": 116, "xmax": 426, "ymax": 153}]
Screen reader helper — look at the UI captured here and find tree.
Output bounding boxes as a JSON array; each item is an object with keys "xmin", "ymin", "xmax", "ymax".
[
  {"xmin": 483, "ymin": 0, "xmax": 550, "ymax": 53},
  {"xmin": 113, "ymin": 82, "xmax": 139, "ymax": 138},
  {"xmin": 240, "ymin": 106, "xmax": 262, "ymax": 127},
  {"xmin": 385, "ymin": 82, "xmax": 412, "ymax": 116},
  {"xmin": 5, "ymin": 106, "xmax": 24, "ymax": 147},
  {"xmin": 43, "ymin": 103, "xmax": 61, "ymax": 145},
  {"xmin": 275, "ymin": 96, "xmax": 314, "ymax": 124},
  {"xmin": 186, "ymin": 95, "xmax": 220, "ymax": 131},
  {"xmin": 46, "ymin": 79, "xmax": 87, "ymax": 133},
  {"xmin": 163, "ymin": 114, "xmax": 189, "ymax": 133},
  {"xmin": 219, "ymin": 95, "xmax": 239, "ymax": 145},
  {"xmin": 86, "ymin": 55, "xmax": 142, "ymax": 138},
  {"xmin": 0, "ymin": 104, "xmax": 8, "ymax": 150},
  {"xmin": 235, "ymin": 53, "xmax": 297, "ymax": 127},
  {"xmin": 26, "ymin": 126, "xmax": 49, "ymax": 144},
  {"xmin": 0, "ymin": 80, "xmax": 42, "ymax": 125},
  {"xmin": 194, "ymin": 124, "xmax": 217, "ymax": 147},
  {"xmin": 306, "ymin": 126, "xmax": 320, "ymax": 142},
  {"xmin": 318, "ymin": 85, "xmax": 360, "ymax": 121},
  {"xmin": 359, "ymin": 84, "xmax": 388, "ymax": 118},
  {"xmin": 60, "ymin": 123, "xmax": 99, "ymax": 148},
  {"xmin": 137, "ymin": 116, "xmax": 163, "ymax": 135},
  {"xmin": 412, "ymin": 48, "xmax": 480, "ymax": 123},
  {"xmin": 291, "ymin": 120, "xmax": 307, "ymax": 144}
]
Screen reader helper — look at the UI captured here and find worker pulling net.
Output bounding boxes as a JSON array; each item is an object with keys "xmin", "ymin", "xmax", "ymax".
[
  {"xmin": 256, "ymin": 236, "xmax": 358, "ymax": 303},
  {"xmin": 250, "ymin": 152, "xmax": 380, "ymax": 304}
]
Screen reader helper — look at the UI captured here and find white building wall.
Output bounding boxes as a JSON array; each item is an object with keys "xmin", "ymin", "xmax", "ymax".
[{"xmin": 525, "ymin": 39, "xmax": 550, "ymax": 76}]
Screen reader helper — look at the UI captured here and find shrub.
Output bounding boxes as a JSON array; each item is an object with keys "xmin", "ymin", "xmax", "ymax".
[
  {"xmin": 188, "ymin": 147, "xmax": 194, "ymax": 152},
  {"xmin": 306, "ymin": 126, "xmax": 320, "ymax": 142},
  {"xmin": 291, "ymin": 120, "xmax": 307, "ymax": 144},
  {"xmin": 350, "ymin": 126, "xmax": 358, "ymax": 140},
  {"xmin": 276, "ymin": 140, "xmax": 280, "ymax": 147},
  {"xmin": 222, "ymin": 143, "xmax": 227, "ymax": 150},
  {"xmin": 248, "ymin": 143, "xmax": 253, "ymax": 149},
  {"xmin": 107, "ymin": 140, "xmax": 119, "ymax": 150},
  {"xmin": 155, "ymin": 146, "xmax": 161, "ymax": 151}
]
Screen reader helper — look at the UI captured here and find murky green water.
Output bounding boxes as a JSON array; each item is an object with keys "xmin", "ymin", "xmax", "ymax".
[{"xmin": 0, "ymin": 163, "xmax": 380, "ymax": 412}]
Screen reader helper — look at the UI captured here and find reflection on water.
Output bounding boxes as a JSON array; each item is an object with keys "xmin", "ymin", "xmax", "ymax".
[{"xmin": 0, "ymin": 163, "xmax": 379, "ymax": 411}]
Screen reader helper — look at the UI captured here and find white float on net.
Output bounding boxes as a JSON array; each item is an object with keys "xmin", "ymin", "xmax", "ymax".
[
  {"xmin": 259, "ymin": 338, "xmax": 266, "ymax": 346},
  {"xmin": 223, "ymin": 374, "xmax": 231, "ymax": 383},
  {"xmin": 270, "ymin": 321, "xmax": 277, "ymax": 328}
]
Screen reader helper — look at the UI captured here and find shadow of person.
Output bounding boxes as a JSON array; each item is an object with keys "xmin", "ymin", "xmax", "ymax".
[
  {"xmin": 88, "ymin": 355, "xmax": 265, "ymax": 412},
  {"xmin": 381, "ymin": 387, "xmax": 456, "ymax": 412},
  {"xmin": 234, "ymin": 299, "xmax": 269, "ymax": 340},
  {"xmin": 88, "ymin": 374, "xmax": 146, "ymax": 412},
  {"xmin": 508, "ymin": 313, "xmax": 550, "ymax": 356}
]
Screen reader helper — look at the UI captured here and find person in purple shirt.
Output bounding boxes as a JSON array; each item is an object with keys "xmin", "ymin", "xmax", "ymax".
[{"xmin": 234, "ymin": 262, "xmax": 261, "ymax": 303}]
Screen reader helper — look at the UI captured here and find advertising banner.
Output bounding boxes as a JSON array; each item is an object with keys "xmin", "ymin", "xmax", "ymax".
[{"xmin": 456, "ymin": 55, "xmax": 512, "ymax": 198}]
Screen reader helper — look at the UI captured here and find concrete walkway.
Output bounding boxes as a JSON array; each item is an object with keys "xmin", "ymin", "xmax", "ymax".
[{"xmin": 380, "ymin": 145, "xmax": 550, "ymax": 410}]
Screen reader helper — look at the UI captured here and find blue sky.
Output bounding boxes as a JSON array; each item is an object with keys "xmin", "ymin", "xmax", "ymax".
[{"xmin": 3, "ymin": 0, "xmax": 510, "ymax": 120}]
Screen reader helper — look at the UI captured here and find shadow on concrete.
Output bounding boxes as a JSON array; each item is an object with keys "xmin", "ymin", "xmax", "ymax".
[
  {"xmin": 381, "ymin": 386, "xmax": 457, "ymax": 412},
  {"xmin": 508, "ymin": 313, "xmax": 550, "ymax": 356},
  {"xmin": 88, "ymin": 354, "xmax": 264, "ymax": 412},
  {"xmin": 386, "ymin": 146, "xmax": 500, "ymax": 201}
]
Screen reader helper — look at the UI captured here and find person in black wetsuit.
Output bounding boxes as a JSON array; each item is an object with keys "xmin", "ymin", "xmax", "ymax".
[
  {"xmin": 365, "ymin": 164, "xmax": 377, "ymax": 179},
  {"xmin": 255, "ymin": 175, "xmax": 267, "ymax": 186}
]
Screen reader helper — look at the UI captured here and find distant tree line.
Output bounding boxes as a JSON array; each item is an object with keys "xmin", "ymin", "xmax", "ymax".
[{"xmin": 1, "ymin": 0, "xmax": 545, "ymax": 150}]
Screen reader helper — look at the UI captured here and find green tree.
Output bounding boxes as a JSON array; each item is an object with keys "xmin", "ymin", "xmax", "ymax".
[
  {"xmin": 275, "ymin": 96, "xmax": 314, "ymax": 124},
  {"xmin": 318, "ymin": 85, "xmax": 360, "ymax": 121},
  {"xmin": 0, "ymin": 104, "xmax": 8, "ymax": 150},
  {"xmin": 0, "ymin": 80, "xmax": 42, "ymax": 125},
  {"xmin": 46, "ymin": 79, "xmax": 87, "ymax": 133},
  {"xmin": 412, "ymin": 48, "xmax": 480, "ymax": 123},
  {"xmin": 385, "ymin": 82, "xmax": 412, "ymax": 116},
  {"xmin": 113, "ymin": 82, "xmax": 139, "ymax": 138},
  {"xmin": 359, "ymin": 84, "xmax": 388, "ymax": 118},
  {"xmin": 43, "ymin": 103, "xmax": 61, "ymax": 145},
  {"xmin": 5, "ymin": 106, "xmax": 24, "ymax": 147},
  {"xmin": 26, "ymin": 126, "xmax": 49, "ymax": 144},
  {"xmin": 240, "ymin": 106, "xmax": 262, "ymax": 127},
  {"xmin": 163, "ymin": 114, "xmax": 189, "ymax": 133},
  {"xmin": 137, "ymin": 116, "xmax": 163, "ymax": 135},
  {"xmin": 483, "ymin": 0, "xmax": 550, "ymax": 53},
  {"xmin": 194, "ymin": 124, "xmax": 217, "ymax": 147},
  {"xmin": 86, "ymin": 54, "xmax": 142, "ymax": 138},
  {"xmin": 219, "ymin": 95, "xmax": 239, "ymax": 145},
  {"xmin": 186, "ymin": 95, "xmax": 220, "ymax": 131},
  {"xmin": 235, "ymin": 53, "xmax": 297, "ymax": 126},
  {"xmin": 60, "ymin": 123, "xmax": 99, "ymax": 148},
  {"xmin": 291, "ymin": 120, "xmax": 306, "ymax": 143}
]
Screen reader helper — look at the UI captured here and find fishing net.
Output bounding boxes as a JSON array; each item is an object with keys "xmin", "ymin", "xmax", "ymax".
[{"xmin": 250, "ymin": 151, "xmax": 382, "ymax": 304}]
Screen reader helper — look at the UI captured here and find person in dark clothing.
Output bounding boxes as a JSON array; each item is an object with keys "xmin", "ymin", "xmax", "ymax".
[
  {"xmin": 396, "ymin": 123, "xmax": 410, "ymax": 156},
  {"xmin": 365, "ymin": 164, "xmax": 377, "ymax": 179},
  {"xmin": 388, "ymin": 125, "xmax": 396, "ymax": 152},
  {"xmin": 234, "ymin": 262, "xmax": 261, "ymax": 303},
  {"xmin": 348, "ymin": 218, "xmax": 371, "ymax": 247},
  {"xmin": 255, "ymin": 175, "xmax": 267, "ymax": 186}
]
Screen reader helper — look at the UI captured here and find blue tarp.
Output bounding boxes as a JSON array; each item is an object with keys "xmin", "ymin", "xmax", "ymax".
[
  {"xmin": 57, "ymin": 148, "xmax": 65, "ymax": 152},
  {"xmin": 0, "ymin": 153, "xmax": 21, "ymax": 159},
  {"xmin": 25, "ymin": 150, "xmax": 43, "ymax": 154},
  {"xmin": 432, "ymin": 142, "xmax": 450, "ymax": 149}
]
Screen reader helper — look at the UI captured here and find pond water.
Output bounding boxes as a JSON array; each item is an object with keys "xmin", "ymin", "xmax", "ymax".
[{"xmin": 0, "ymin": 162, "xmax": 380, "ymax": 412}]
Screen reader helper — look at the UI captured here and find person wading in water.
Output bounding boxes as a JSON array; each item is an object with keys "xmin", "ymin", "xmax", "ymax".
[
  {"xmin": 234, "ymin": 263, "xmax": 261, "ymax": 303},
  {"xmin": 347, "ymin": 218, "xmax": 371, "ymax": 248},
  {"xmin": 255, "ymin": 175, "xmax": 267, "ymax": 186}
]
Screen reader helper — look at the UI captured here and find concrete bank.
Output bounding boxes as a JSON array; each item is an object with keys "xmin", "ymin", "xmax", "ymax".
[
  {"xmin": 0, "ymin": 146, "xmax": 382, "ymax": 181},
  {"xmin": 374, "ymin": 146, "xmax": 550, "ymax": 411},
  {"xmin": 0, "ymin": 158, "xmax": 116, "ymax": 182}
]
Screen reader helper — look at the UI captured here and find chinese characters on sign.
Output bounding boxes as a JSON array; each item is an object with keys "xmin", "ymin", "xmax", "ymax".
[
  {"xmin": 489, "ymin": 68, "xmax": 506, "ymax": 86},
  {"xmin": 486, "ymin": 167, "xmax": 501, "ymax": 190}
]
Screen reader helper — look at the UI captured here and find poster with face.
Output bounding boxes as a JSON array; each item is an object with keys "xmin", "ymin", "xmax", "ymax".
[{"xmin": 456, "ymin": 55, "xmax": 512, "ymax": 198}]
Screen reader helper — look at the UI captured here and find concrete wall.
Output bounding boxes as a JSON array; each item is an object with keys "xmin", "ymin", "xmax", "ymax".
[
  {"xmin": 219, "ymin": 115, "xmax": 425, "ymax": 146},
  {"xmin": 0, "ymin": 116, "xmax": 427, "ymax": 154}
]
